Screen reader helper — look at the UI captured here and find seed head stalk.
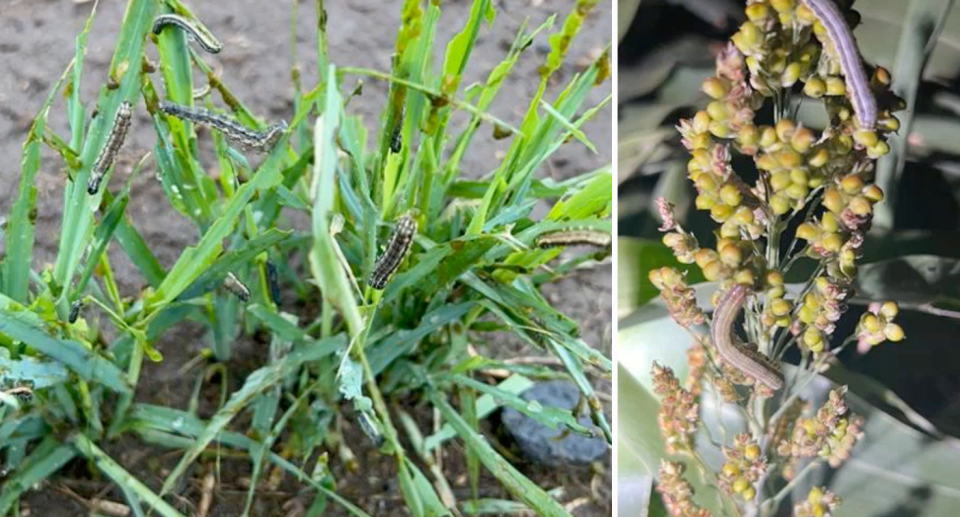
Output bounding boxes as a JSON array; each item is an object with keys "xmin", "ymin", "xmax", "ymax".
[{"xmin": 651, "ymin": 1, "xmax": 910, "ymax": 515}]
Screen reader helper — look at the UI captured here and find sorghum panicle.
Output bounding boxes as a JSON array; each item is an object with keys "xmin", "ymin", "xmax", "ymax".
[
  {"xmin": 657, "ymin": 461, "xmax": 712, "ymax": 517},
  {"xmin": 653, "ymin": 362, "xmax": 701, "ymax": 454}
]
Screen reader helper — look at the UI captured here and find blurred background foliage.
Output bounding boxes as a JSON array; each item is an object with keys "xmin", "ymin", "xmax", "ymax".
[{"xmin": 617, "ymin": 0, "xmax": 960, "ymax": 515}]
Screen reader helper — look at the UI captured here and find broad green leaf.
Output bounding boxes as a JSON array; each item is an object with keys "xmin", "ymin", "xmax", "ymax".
[{"xmin": 0, "ymin": 348, "xmax": 69, "ymax": 389}]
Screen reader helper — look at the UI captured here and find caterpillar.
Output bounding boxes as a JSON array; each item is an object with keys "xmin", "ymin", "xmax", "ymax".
[
  {"xmin": 389, "ymin": 108, "xmax": 404, "ymax": 154},
  {"xmin": 88, "ymin": 101, "xmax": 133, "ymax": 195},
  {"xmin": 535, "ymin": 229, "xmax": 612, "ymax": 249},
  {"xmin": 711, "ymin": 284, "xmax": 785, "ymax": 390},
  {"xmin": 222, "ymin": 272, "xmax": 250, "ymax": 302},
  {"xmin": 266, "ymin": 260, "xmax": 281, "ymax": 306},
  {"xmin": 68, "ymin": 300, "xmax": 83, "ymax": 324},
  {"xmin": 802, "ymin": 0, "xmax": 877, "ymax": 129},
  {"xmin": 356, "ymin": 411, "xmax": 385, "ymax": 447},
  {"xmin": 159, "ymin": 101, "xmax": 286, "ymax": 153},
  {"xmin": 152, "ymin": 14, "xmax": 223, "ymax": 54},
  {"xmin": 368, "ymin": 215, "xmax": 417, "ymax": 290}
]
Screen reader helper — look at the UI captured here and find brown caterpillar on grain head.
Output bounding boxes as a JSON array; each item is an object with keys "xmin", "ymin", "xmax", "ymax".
[
  {"xmin": 535, "ymin": 229, "xmax": 612, "ymax": 249},
  {"xmin": 88, "ymin": 101, "xmax": 133, "ymax": 195},
  {"xmin": 222, "ymin": 272, "xmax": 250, "ymax": 302},
  {"xmin": 368, "ymin": 215, "xmax": 417, "ymax": 290}
]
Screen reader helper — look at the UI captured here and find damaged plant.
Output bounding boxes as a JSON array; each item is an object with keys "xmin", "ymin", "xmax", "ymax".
[{"xmin": 648, "ymin": 0, "xmax": 905, "ymax": 515}]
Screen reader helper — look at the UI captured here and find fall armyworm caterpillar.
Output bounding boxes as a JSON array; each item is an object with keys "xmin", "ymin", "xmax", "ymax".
[
  {"xmin": 159, "ymin": 101, "xmax": 286, "ymax": 153},
  {"xmin": 802, "ymin": 0, "xmax": 877, "ymax": 129},
  {"xmin": 152, "ymin": 14, "xmax": 223, "ymax": 54},
  {"xmin": 389, "ymin": 109, "xmax": 404, "ymax": 154},
  {"xmin": 266, "ymin": 260, "xmax": 281, "ymax": 306},
  {"xmin": 357, "ymin": 411, "xmax": 385, "ymax": 447},
  {"xmin": 535, "ymin": 229, "xmax": 612, "ymax": 249},
  {"xmin": 711, "ymin": 284, "xmax": 785, "ymax": 390},
  {"xmin": 222, "ymin": 272, "xmax": 250, "ymax": 302},
  {"xmin": 88, "ymin": 101, "xmax": 133, "ymax": 195},
  {"xmin": 68, "ymin": 300, "xmax": 83, "ymax": 324},
  {"xmin": 368, "ymin": 215, "xmax": 417, "ymax": 290}
]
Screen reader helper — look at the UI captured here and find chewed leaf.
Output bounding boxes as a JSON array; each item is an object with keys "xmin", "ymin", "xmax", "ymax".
[
  {"xmin": 336, "ymin": 356, "xmax": 364, "ymax": 403},
  {"xmin": 0, "ymin": 349, "xmax": 69, "ymax": 390}
]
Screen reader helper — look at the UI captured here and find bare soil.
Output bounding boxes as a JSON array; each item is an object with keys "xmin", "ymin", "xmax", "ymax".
[{"xmin": 0, "ymin": 0, "xmax": 612, "ymax": 516}]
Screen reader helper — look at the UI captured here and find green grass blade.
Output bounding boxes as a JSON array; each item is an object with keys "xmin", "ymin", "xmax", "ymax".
[
  {"xmin": 382, "ymin": 235, "xmax": 498, "ymax": 304},
  {"xmin": 2, "ymin": 63, "xmax": 73, "ymax": 302},
  {"xmin": 72, "ymin": 188, "xmax": 131, "ymax": 299},
  {"xmin": 159, "ymin": 334, "xmax": 346, "ymax": 494},
  {"xmin": 538, "ymin": 99, "xmax": 597, "ymax": 153},
  {"xmin": 441, "ymin": 0, "xmax": 493, "ymax": 91},
  {"xmin": 147, "ymin": 137, "xmax": 289, "ymax": 312},
  {"xmin": 368, "ymin": 302, "xmax": 476, "ymax": 376},
  {"xmin": 399, "ymin": 457, "xmax": 451, "ymax": 517},
  {"xmin": 68, "ymin": 0, "xmax": 99, "ymax": 150},
  {"xmin": 107, "ymin": 190, "xmax": 167, "ymax": 288},
  {"xmin": 546, "ymin": 337, "xmax": 611, "ymax": 442},
  {"xmin": 423, "ymin": 375, "xmax": 535, "ymax": 452},
  {"xmin": 309, "ymin": 65, "xmax": 363, "ymax": 338},
  {"xmin": 0, "ymin": 438, "xmax": 76, "ymax": 516},
  {"xmin": 129, "ymin": 409, "xmax": 373, "ymax": 517},
  {"xmin": 546, "ymin": 169, "xmax": 612, "ymax": 220},
  {"xmin": 873, "ymin": 0, "xmax": 955, "ymax": 229},
  {"xmin": 71, "ymin": 433, "xmax": 185, "ymax": 517},
  {"xmin": 176, "ymin": 229, "xmax": 291, "ymax": 301},
  {"xmin": 451, "ymin": 374, "xmax": 592, "ymax": 434},
  {"xmin": 426, "ymin": 388, "xmax": 571, "ymax": 517}
]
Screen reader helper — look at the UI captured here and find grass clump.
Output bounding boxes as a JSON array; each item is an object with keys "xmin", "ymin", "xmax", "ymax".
[{"xmin": 0, "ymin": 0, "xmax": 612, "ymax": 515}]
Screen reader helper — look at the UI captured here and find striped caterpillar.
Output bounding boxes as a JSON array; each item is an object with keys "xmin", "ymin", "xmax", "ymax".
[
  {"xmin": 152, "ymin": 14, "xmax": 223, "ymax": 54},
  {"xmin": 356, "ymin": 411, "xmax": 385, "ymax": 447},
  {"xmin": 389, "ymin": 108, "xmax": 404, "ymax": 154},
  {"xmin": 159, "ymin": 101, "xmax": 286, "ymax": 153},
  {"xmin": 368, "ymin": 215, "xmax": 417, "ymax": 290},
  {"xmin": 88, "ymin": 101, "xmax": 133, "ymax": 195},
  {"xmin": 711, "ymin": 284, "xmax": 785, "ymax": 390},
  {"xmin": 68, "ymin": 300, "xmax": 83, "ymax": 324},
  {"xmin": 802, "ymin": 0, "xmax": 877, "ymax": 129},
  {"xmin": 222, "ymin": 272, "xmax": 250, "ymax": 302},
  {"xmin": 535, "ymin": 229, "xmax": 612, "ymax": 249},
  {"xmin": 266, "ymin": 260, "xmax": 281, "ymax": 306}
]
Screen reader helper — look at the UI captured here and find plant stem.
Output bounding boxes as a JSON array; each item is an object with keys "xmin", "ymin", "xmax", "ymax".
[
  {"xmin": 357, "ymin": 342, "xmax": 403, "ymax": 458},
  {"xmin": 760, "ymin": 459, "xmax": 822, "ymax": 515}
]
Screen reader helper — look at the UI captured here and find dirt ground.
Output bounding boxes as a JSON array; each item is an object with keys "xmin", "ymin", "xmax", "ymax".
[{"xmin": 0, "ymin": 0, "xmax": 613, "ymax": 515}]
